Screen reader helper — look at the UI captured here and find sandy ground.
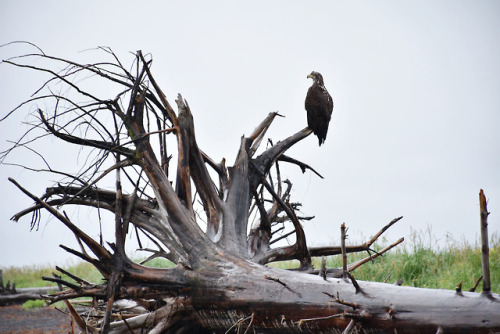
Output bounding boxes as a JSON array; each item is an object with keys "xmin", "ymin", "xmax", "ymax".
[{"xmin": 0, "ymin": 305, "xmax": 72, "ymax": 333}]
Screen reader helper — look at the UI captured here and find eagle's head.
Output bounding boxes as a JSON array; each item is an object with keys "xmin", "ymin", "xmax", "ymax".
[{"xmin": 307, "ymin": 71, "xmax": 324, "ymax": 86}]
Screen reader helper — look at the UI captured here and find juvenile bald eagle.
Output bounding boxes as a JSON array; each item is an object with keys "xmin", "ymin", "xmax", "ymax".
[{"xmin": 305, "ymin": 71, "xmax": 333, "ymax": 146}]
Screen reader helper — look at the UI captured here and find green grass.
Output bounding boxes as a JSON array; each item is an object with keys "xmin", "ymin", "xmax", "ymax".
[
  {"xmin": 22, "ymin": 299, "xmax": 46, "ymax": 309},
  {"xmin": 1, "ymin": 257, "xmax": 175, "ymax": 289},
  {"xmin": 2, "ymin": 231, "xmax": 499, "ymax": 297},
  {"xmin": 269, "ymin": 230, "xmax": 499, "ymax": 293},
  {"xmin": 366, "ymin": 231, "xmax": 498, "ymax": 292},
  {"xmin": 1, "ymin": 261, "xmax": 104, "ymax": 288}
]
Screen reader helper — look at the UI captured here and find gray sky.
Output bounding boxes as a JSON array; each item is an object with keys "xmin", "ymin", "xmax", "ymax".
[{"xmin": 1, "ymin": 1, "xmax": 499, "ymax": 267}]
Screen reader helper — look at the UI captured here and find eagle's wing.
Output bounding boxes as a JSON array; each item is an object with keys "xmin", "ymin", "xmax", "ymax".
[{"xmin": 305, "ymin": 85, "xmax": 333, "ymax": 145}]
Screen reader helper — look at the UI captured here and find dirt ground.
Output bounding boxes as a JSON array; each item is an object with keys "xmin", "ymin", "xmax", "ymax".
[{"xmin": 0, "ymin": 305, "xmax": 72, "ymax": 333}]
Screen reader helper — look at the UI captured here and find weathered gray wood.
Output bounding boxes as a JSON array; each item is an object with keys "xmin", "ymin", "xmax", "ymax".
[
  {"xmin": 3, "ymin": 46, "xmax": 498, "ymax": 333},
  {"xmin": 479, "ymin": 189, "xmax": 491, "ymax": 293},
  {"xmin": 100, "ymin": 259, "xmax": 500, "ymax": 333},
  {"xmin": 0, "ymin": 287, "xmax": 56, "ymax": 306}
]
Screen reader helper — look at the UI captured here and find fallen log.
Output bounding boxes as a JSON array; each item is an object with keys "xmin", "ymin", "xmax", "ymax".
[
  {"xmin": 95, "ymin": 259, "xmax": 500, "ymax": 333},
  {"xmin": 0, "ymin": 287, "xmax": 57, "ymax": 306},
  {"xmin": 3, "ymin": 45, "xmax": 498, "ymax": 333}
]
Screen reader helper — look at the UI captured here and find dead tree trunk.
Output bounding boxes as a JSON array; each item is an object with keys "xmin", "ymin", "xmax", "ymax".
[{"xmin": 1, "ymin": 44, "xmax": 499, "ymax": 333}]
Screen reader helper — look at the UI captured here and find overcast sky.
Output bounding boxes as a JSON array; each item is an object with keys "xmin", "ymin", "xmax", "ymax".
[{"xmin": 1, "ymin": 1, "xmax": 499, "ymax": 268}]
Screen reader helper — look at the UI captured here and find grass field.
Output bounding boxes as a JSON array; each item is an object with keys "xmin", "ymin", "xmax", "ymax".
[
  {"xmin": 274, "ymin": 230, "xmax": 499, "ymax": 293},
  {"xmin": 2, "ymin": 230, "xmax": 498, "ymax": 301}
]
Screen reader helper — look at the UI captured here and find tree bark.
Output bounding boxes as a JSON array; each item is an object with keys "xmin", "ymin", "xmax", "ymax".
[{"xmin": 121, "ymin": 264, "xmax": 499, "ymax": 333}]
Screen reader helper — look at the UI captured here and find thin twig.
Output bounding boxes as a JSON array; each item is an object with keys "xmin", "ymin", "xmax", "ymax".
[
  {"xmin": 342, "ymin": 319, "xmax": 356, "ymax": 334},
  {"xmin": 297, "ymin": 313, "xmax": 343, "ymax": 327}
]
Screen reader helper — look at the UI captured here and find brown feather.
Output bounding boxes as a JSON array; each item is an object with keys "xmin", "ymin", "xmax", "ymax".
[{"xmin": 305, "ymin": 72, "xmax": 333, "ymax": 146}]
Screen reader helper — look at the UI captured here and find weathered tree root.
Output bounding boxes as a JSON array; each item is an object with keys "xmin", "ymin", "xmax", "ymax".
[{"xmin": 2, "ymin": 44, "xmax": 499, "ymax": 333}]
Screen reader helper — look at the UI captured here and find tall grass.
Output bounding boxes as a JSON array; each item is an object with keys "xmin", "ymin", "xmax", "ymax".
[
  {"xmin": 1, "ymin": 261, "xmax": 104, "ymax": 288},
  {"xmin": 315, "ymin": 229, "xmax": 499, "ymax": 293},
  {"xmin": 1, "ymin": 257, "xmax": 175, "ymax": 289},
  {"xmin": 2, "ymin": 230, "xmax": 498, "ymax": 293}
]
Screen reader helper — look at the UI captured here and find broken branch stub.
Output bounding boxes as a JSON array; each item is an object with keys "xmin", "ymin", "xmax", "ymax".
[{"xmin": 479, "ymin": 189, "xmax": 491, "ymax": 293}]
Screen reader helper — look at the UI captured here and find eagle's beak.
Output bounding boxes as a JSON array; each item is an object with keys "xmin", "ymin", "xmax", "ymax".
[{"xmin": 307, "ymin": 74, "xmax": 313, "ymax": 79}]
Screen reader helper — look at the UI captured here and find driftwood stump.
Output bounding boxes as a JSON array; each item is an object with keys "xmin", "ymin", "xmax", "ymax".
[{"xmin": 2, "ymin": 44, "xmax": 499, "ymax": 333}]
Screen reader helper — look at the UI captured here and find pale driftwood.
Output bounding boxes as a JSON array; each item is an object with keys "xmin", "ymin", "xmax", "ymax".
[
  {"xmin": 2, "ymin": 45, "xmax": 499, "ymax": 333},
  {"xmin": 479, "ymin": 189, "xmax": 491, "ymax": 293},
  {"xmin": 0, "ymin": 287, "xmax": 56, "ymax": 306}
]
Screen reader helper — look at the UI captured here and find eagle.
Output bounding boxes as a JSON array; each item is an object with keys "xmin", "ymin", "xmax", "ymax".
[{"xmin": 305, "ymin": 71, "xmax": 333, "ymax": 146}]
